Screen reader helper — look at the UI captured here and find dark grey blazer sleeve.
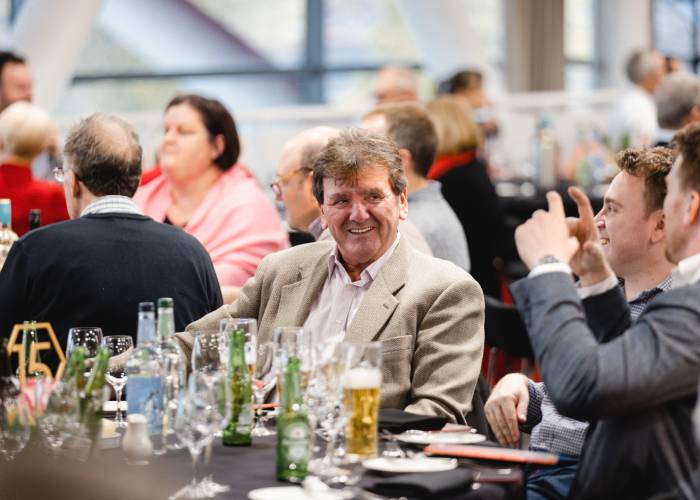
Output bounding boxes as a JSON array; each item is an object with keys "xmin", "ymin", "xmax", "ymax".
[
  {"xmin": 511, "ymin": 272, "xmax": 700, "ymax": 421},
  {"xmin": 581, "ymin": 284, "xmax": 631, "ymax": 343}
]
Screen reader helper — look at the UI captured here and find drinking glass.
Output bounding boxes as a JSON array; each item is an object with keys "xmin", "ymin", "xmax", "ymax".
[
  {"xmin": 0, "ymin": 393, "xmax": 31, "ymax": 461},
  {"xmin": 38, "ymin": 381, "xmax": 81, "ymax": 457},
  {"xmin": 273, "ymin": 327, "xmax": 312, "ymax": 400},
  {"xmin": 251, "ymin": 342, "xmax": 276, "ymax": 437},
  {"xmin": 66, "ymin": 327, "xmax": 103, "ymax": 372},
  {"xmin": 199, "ymin": 370, "xmax": 232, "ymax": 497},
  {"xmin": 192, "ymin": 332, "xmax": 226, "ymax": 374},
  {"xmin": 102, "ymin": 335, "xmax": 134, "ymax": 429},
  {"xmin": 170, "ymin": 371, "xmax": 226, "ymax": 499},
  {"xmin": 342, "ymin": 342, "xmax": 382, "ymax": 460}
]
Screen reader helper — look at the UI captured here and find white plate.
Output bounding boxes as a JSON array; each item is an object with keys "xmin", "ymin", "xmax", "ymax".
[
  {"xmin": 396, "ymin": 430, "xmax": 486, "ymax": 445},
  {"xmin": 363, "ymin": 457, "xmax": 458, "ymax": 473},
  {"xmin": 247, "ymin": 486, "xmax": 342, "ymax": 500}
]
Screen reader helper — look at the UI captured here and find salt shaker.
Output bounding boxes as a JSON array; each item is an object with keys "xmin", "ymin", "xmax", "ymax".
[{"xmin": 122, "ymin": 413, "xmax": 153, "ymax": 465}]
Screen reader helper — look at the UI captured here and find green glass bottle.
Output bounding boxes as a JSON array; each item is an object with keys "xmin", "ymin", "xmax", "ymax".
[
  {"xmin": 17, "ymin": 321, "xmax": 43, "ymax": 379},
  {"xmin": 276, "ymin": 356, "xmax": 312, "ymax": 482},
  {"xmin": 222, "ymin": 328, "xmax": 253, "ymax": 446}
]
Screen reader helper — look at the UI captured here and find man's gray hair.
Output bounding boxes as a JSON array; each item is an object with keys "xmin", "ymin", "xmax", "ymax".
[
  {"xmin": 626, "ymin": 50, "xmax": 662, "ymax": 85},
  {"xmin": 63, "ymin": 113, "xmax": 142, "ymax": 197},
  {"xmin": 655, "ymin": 72, "xmax": 700, "ymax": 130}
]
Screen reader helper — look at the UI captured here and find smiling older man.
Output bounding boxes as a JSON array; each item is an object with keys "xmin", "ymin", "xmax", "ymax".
[{"xmin": 180, "ymin": 128, "xmax": 485, "ymax": 421}]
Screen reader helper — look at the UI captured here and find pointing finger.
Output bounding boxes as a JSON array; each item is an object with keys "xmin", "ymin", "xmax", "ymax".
[{"xmin": 545, "ymin": 191, "xmax": 565, "ymax": 219}]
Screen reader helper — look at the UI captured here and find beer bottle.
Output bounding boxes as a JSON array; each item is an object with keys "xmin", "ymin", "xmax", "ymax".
[
  {"xmin": 18, "ymin": 321, "xmax": 43, "ymax": 380},
  {"xmin": 223, "ymin": 327, "xmax": 253, "ymax": 446},
  {"xmin": 276, "ymin": 355, "xmax": 312, "ymax": 482}
]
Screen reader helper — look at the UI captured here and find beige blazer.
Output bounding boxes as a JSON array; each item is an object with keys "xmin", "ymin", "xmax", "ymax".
[{"xmin": 180, "ymin": 237, "xmax": 484, "ymax": 422}]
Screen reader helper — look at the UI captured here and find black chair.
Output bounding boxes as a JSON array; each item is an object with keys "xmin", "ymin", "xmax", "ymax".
[
  {"xmin": 465, "ymin": 373, "xmax": 492, "ymax": 438},
  {"xmin": 484, "ymin": 296, "xmax": 533, "ymax": 359}
]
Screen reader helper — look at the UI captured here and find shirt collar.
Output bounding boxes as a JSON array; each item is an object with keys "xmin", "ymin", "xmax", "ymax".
[
  {"xmin": 308, "ymin": 217, "xmax": 324, "ymax": 240},
  {"xmin": 81, "ymin": 195, "xmax": 143, "ymax": 217},
  {"xmin": 620, "ymin": 275, "xmax": 673, "ymax": 303},
  {"xmin": 671, "ymin": 252, "xmax": 700, "ymax": 288},
  {"xmin": 327, "ymin": 230, "xmax": 402, "ymax": 285}
]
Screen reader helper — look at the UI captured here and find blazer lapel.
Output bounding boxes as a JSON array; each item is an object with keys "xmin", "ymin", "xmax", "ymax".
[
  {"xmin": 345, "ymin": 237, "xmax": 409, "ymax": 343},
  {"xmin": 277, "ymin": 251, "xmax": 330, "ymax": 327}
]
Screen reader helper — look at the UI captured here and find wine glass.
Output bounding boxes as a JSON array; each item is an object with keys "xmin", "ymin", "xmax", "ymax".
[
  {"xmin": 192, "ymin": 332, "xmax": 225, "ymax": 375},
  {"xmin": 220, "ymin": 318, "xmax": 257, "ymax": 376},
  {"xmin": 67, "ymin": 327, "xmax": 103, "ymax": 375},
  {"xmin": 101, "ymin": 335, "xmax": 134, "ymax": 429},
  {"xmin": 170, "ymin": 371, "xmax": 225, "ymax": 499},
  {"xmin": 0, "ymin": 394, "xmax": 31, "ymax": 461},
  {"xmin": 251, "ymin": 342, "xmax": 276, "ymax": 437},
  {"xmin": 199, "ymin": 370, "xmax": 232, "ymax": 497}
]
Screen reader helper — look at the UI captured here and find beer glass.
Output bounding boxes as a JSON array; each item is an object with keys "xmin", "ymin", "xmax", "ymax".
[
  {"xmin": 219, "ymin": 318, "xmax": 257, "ymax": 376},
  {"xmin": 342, "ymin": 342, "xmax": 382, "ymax": 459},
  {"xmin": 272, "ymin": 327, "xmax": 312, "ymax": 399}
]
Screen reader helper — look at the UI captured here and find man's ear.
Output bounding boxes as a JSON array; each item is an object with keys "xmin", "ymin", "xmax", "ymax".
[
  {"xmin": 650, "ymin": 210, "xmax": 665, "ymax": 244},
  {"xmin": 398, "ymin": 187, "xmax": 408, "ymax": 220},
  {"xmin": 686, "ymin": 190, "xmax": 700, "ymax": 226},
  {"xmin": 398, "ymin": 148, "xmax": 412, "ymax": 171}
]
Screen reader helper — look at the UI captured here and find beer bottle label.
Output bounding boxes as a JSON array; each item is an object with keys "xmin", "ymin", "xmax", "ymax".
[
  {"xmin": 282, "ymin": 422, "xmax": 310, "ymax": 462},
  {"xmin": 236, "ymin": 403, "xmax": 253, "ymax": 434},
  {"xmin": 127, "ymin": 375, "xmax": 163, "ymax": 435}
]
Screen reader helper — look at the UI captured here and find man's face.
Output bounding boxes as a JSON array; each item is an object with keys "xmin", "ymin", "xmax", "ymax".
[
  {"xmin": 320, "ymin": 165, "xmax": 407, "ymax": 275},
  {"xmin": 0, "ymin": 62, "xmax": 32, "ymax": 109},
  {"xmin": 595, "ymin": 171, "xmax": 661, "ymax": 275},
  {"xmin": 663, "ymin": 157, "xmax": 689, "ymax": 263},
  {"xmin": 274, "ymin": 150, "xmax": 318, "ymax": 231}
]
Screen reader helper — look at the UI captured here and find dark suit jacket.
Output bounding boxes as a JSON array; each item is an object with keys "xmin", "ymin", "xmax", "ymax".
[
  {"xmin": 0, "ymin": 213, "xmax": 223, "ymax": 370},
  {"xmin": 511, "ymin": 272, "xmax": 700, "ymax": 500}
]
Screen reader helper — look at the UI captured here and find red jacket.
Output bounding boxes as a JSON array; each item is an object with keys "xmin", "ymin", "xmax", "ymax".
[{"xmin": 0, "ymin": 162, "xmax": 69, "ymax": 236}]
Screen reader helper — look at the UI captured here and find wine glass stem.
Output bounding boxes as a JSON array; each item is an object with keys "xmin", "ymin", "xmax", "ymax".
[
  {"xmin": 115, "ymin": 387, "xmax": 123, "ymax": 427},
  {"xmin": 254, "ymin": 391, "xmax": 264, "ymax": 427}
]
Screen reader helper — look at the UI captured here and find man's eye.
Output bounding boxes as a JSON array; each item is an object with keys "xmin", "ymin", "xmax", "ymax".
[
  {"xmin": 368, "ymin": 193, "xmax": 383, "ymax": 201},
  {"xmin": 332, "ymin": 199, "xmax": 348, "ymax": 206}
]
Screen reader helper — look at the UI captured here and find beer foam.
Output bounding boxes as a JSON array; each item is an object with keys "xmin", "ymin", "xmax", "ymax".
[{"xmin": 344, "ymin": 367, "xmax": 381, "ymax": 389}]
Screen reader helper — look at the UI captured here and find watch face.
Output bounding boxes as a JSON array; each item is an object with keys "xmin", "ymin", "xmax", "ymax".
[{"xmin": 537, "ymin": 255, "xmax": 560, "ymax": 265}]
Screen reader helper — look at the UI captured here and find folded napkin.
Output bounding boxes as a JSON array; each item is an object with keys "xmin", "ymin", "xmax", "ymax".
[
  {"xmin": 366, "ymin": 469, "xmax": 475, "ymax": 498},
  {"xmin": 379, "ymin": 409, "xmax": 448, "ymax": 433}
]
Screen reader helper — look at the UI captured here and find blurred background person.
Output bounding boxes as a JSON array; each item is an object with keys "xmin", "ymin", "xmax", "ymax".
[
  {"xmin": 0, "ymin": 101, "xmax": 67, "ymax": 236},
  {"xmin": 426, "ymin": 94, "xmax": 503, "ymax": 298},
  {"xmin": 654, "ymin": 71, "xmax": 700, "ymax": 147},
  {"xmin": 440, "ymin": 69, "xmax": 499, "ymax": 138},
  {"xmin": 134, "ymin": 94, "xmax": 288, "ymax": 297},
  {"xmin": 609, "ymin": 49, "xmax": 666, "ymax": 149},
  {"xmin": 373, "ymin": 65, "xmax": 418, "ymax": 104},
  {"xmin": 363, "ymin": 102, "xmax": 471, "ymax": 271}
]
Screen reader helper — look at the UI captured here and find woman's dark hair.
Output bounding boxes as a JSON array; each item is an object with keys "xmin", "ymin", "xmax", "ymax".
[{"xmin": 166, "ymin": 94, "xmax": 241, "ymax": 170}]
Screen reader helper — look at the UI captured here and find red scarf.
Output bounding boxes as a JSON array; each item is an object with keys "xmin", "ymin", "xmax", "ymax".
[{"xmin": 428, "ymin": 150, "xmax": 477, "ymax": 180}]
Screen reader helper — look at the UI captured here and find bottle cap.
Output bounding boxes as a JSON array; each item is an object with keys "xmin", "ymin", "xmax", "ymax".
[
  {"xmin": 138, "ymin": 302, "xmax": 155, "ymax": 313},
  {"xmin": 157, "ymin": 297, "xmax": 173, "ymax": 308}
]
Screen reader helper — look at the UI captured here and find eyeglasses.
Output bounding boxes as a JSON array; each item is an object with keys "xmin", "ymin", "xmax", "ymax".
[
  {"xmin": 52, "ymin": 165, "xmax": 65, "ymax": 182},
  {"xmin": 270, "ymin": 167, "xmax": 311, "ymax": 198}
]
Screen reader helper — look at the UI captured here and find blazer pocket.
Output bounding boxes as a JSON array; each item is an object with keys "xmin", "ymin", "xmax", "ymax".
[{"xmin": 380, "ymin": 335, "xmax": 414, "ymax": 355}]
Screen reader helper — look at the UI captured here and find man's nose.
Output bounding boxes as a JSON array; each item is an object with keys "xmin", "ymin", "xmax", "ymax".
[
  {"xmin": 349, "ymin": 200, "xmax": 370, "ymax": 221},
  {"xmin": 594, "ymin": 209, "xmax": 605, "ymax": 228}
]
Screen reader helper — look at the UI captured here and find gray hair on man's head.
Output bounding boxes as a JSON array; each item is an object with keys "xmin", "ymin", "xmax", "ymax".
[
  {"xmin": 626, "ymin": 50, "xmax": 662, "ymax": 85},
  {"xmin": 655, "ymin": 72, "xmax": 700, "ymax": 130},
  {"xmin": 63, "ymin": 113, "xmax": 142, "ymax": 197}
]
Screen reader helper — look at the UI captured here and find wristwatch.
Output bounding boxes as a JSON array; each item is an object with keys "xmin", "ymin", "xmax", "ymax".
[{"xmin": 536, "ymin": 254, "xmax": 561, "ymax": 266}]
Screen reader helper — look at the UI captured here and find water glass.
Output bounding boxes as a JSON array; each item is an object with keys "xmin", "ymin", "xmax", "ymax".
[
  {"xmin": 251, "ymin": 342, "xmax": 276, "ymax": 437},
  {"xmin": 0, "ymin": 395, "xmax": 30, "ymax": 461}
]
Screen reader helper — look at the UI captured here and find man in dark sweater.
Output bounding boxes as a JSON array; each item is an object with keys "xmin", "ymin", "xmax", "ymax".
[{"xmin": 0, "ymin": 113, "xmax": 222, "ymax": 371}]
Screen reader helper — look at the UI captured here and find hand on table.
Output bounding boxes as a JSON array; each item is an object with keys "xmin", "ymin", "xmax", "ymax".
[
  {"xmin": 484, "ymin": 373, "xmax": 530, "ymax": 448},
  {"xmin": 515, "ymin": 192, "xmax": 579, "ymax": 270}
]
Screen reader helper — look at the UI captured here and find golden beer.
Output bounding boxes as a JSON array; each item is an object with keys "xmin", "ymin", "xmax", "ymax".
[{"xmin": 344, "ymin": 367, "xmax": 381, "ymax": 458}]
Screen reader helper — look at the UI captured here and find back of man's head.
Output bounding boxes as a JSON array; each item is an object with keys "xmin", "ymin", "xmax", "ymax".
[
  {"xmin": 373, "ymin": 66, "xmax": 418, "ymax": 104},
  {"xmin": 655, "ymin": 72, "xmax": 700, "ymax": 130},
  {"xmin": 63, "ymin": 114, "xmax": 142, "ymax": 197},
  {"xmin": 626, "ymin": 49, "xmax": 664, "ymax": 90},
  {"xmin": 616, "ymin": 147, "xmax": 676, "ymax": 214},
  {"xmin": 672, "ymin": 122, "xmax": 700, "ymax": 192},
  {"xmin": 364, "ymin": 103, "xmax": 437, "ymax": 178},
  {"xmin": 0, "ymin": 101, "xmax": 53, "ymax": 161}
]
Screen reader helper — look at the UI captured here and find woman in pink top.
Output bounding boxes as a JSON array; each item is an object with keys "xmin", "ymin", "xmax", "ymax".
[{"xmin": 135, "ymin": 94, "xmax": 289, "ymax": 294}]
